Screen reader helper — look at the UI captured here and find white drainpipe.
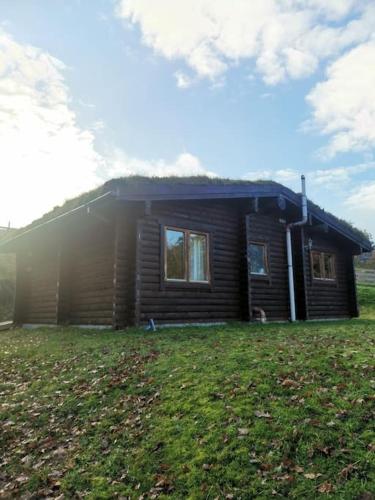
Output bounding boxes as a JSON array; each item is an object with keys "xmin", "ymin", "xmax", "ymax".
[{"xmin": 286, "ymin": 175, "xmax": 308, "ymax": 322}]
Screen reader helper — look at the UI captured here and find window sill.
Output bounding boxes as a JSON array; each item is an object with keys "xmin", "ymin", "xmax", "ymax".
[
  {"xmin": 250, "ymin": 273, "xmax": 270, "ymax": 281},
  {"xmin": 160, "ymin": 280, "xmax": 212, "ymax": 290},
  {"xmin": 162, "ymin": 280, "xmax": 212, "ymax": 290},
  {"xmin": 312, "ymin": 278, "xmax": 337, "ymax": 284}
]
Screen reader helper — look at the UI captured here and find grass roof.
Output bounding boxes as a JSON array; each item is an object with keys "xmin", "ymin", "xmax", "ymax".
[
  {"xmin": 2, "ymin": 176, "xmax": 372, "ymax": 248},
  {"xmin": 15, "ymin": 176, "xmax": 277, "ymax": 232}
]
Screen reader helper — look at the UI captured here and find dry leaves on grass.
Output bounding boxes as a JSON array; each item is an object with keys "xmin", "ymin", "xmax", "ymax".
[
  {"xmin": 340, "ymin": 463, "xmax": 359, "ymax": 480},
  {"xmin": 238, "ymin": 428, "xmax": 249, "ymax": 436},
  {"xmin": 281, "ymin": 378, "xmax": 300, "ymax": 388},
  {"xmin": 304, "ymin": 472, "xmax": 322, "ymax": 479},
  {"xmin": 318, "ymin": 482, "xmax": 334, "ymax": 493},
  {"xmin": 0, "ymin": 348, "xmax": 161, "ymax": 498},
  {"xmin": 254, "ymin": 410, "xmax": 272, "ymax": 419}
]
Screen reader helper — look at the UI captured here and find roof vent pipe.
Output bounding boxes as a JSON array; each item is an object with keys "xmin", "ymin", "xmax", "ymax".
[{"xmin": 286, "ymin": 175, "xmax": 308, "ymax": 322}]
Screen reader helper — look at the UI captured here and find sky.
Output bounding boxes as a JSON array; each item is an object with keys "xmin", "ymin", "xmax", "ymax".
[{"xmin": 0, "ymin": 0, "xmax": 375, "ymax": 237}]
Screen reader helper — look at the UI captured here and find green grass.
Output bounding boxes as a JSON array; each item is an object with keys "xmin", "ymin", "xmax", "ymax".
[
  {"xmin": 1, "ymin": 289, "xmax": 374, "ymax": 498},
  {"xmin": 358, "ymin": 284, "xmax": 375, "ymax": 320}
]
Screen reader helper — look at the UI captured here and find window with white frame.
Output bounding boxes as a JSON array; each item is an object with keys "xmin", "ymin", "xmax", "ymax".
[
  {"xmin": 164, "ymin": 227, "xmax": 209, "ymax": 283},
  {"xmin": 249, "ymin": 242, "xmax": 268, "ymax": 276}
]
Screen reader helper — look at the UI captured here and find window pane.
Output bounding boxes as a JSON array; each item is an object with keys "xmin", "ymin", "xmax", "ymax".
[
  {"xmin": 250, "ymin": 244, "xmax": 267, "ymax": 275},
  {"xmin": 324, "ymin": 253, "xmax": 335, "ymax": 279},
  {"xmin": 189, "ymin": 233, "xmax": 208, "ymax": 282},
  {"xmin": 312, "ymin": 252, "xmax": 321, "ymax": 278},
  {"xmin": 166, "ymin": 229, "xmax": 185, "ymax": 280}
]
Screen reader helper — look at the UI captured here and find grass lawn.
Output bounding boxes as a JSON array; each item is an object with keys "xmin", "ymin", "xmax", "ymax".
[{"xmin": 1, "ymin": 287, "xmax": 374, "ymax": 499}]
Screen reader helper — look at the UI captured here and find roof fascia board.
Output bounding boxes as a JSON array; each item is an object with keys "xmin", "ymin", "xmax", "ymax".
[
  {"xmin": 114, "ymin": 182, "xmax": 281, "ymax": 199},
  {"xmin": 115, "ymin": 184, "xmax": 371, "ymax": 251},
  {"xmin": 1, "ymin": 182, "xmax": 370, "ymax": 252}
]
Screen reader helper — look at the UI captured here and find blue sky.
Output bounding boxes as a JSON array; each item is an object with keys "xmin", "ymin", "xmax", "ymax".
[{"xmin": 1, "ymin": 0, "xmax": 375, "ymax": 237}]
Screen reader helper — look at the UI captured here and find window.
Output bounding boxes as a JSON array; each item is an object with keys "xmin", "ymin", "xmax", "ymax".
[
  {"xmin": 311, "ymin": 251, "xmax": 336, "ymax": 280},
  {"xmin": 249, "ymin": 242, "xmax": 268, "ymax": 276},
  {"xmin": 189, "ymin": 232, "xmax": 208, "ymax": 282},
  {"xmin": 165, "ymin": 227, "xmax": 209, "ymax": 283},
  {"xmin": 165, "ymin": 229, "xmax": 185, "ymax": 280}
]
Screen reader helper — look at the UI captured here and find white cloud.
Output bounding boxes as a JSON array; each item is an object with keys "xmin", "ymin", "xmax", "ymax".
[
  {"xmin": 0, "ymin": 30, "xmax": 103, "ymax": 227},
  {"xmin": 310, "ymin": 162, "xmax": 375, "ymax": 187},
  {"xmin": 346, "ymin": 182, "xmax": 375, "ymax": 211},
  {"xmin": 244, "ymin": 163, "xmax": 375, "ymax": 234},
  {"xmin": 274, "ymin": 168, "xmax": 301, "ymax": 183},
  {"xmin": 244, "ymin": 162, "xmax": 375, "ymax": 194},
  {"xmin": 174, "ymin": 71, "xmax": 194, "ymax": 89},
  {"xmin": 243, "ymin": 168, "xmax": 300, "ymax": 184},
  {"xmin": 116, "ymin": 0, "xmax": 375, "ymax": 85},
  {"xmin": 298, "ymin": 0, "xmax": 358, "ymax": 21},
  {"xmin": 106, "ymin": 150, "xmax": 217, "ymax": 178},
  {"xmin": 306, "ymin": 40, "xmax": 375, "ymax": 157},
  {"xmin": 345, "ymin": 181, "xmax": 375, "ymax": 237},
  {"xmin": 0, "ymin": 30, "xmax": 216, "ymax": 228}
]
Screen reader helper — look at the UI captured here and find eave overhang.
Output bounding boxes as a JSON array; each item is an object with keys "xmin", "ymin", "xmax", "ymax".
[
  {"xmin": 0, "ymin": 181, "xmax": 371, "ymax": 253},
  {"xmin": 114, "ymin": 182, "xmax": 372, "ymax": 252}
]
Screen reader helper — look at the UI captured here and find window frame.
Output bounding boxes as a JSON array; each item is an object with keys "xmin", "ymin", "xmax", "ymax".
[
  {"xmin": 164, "ymin": 226, "xmax": 210, "ymax": 284},
  {"xmin": 248, "ymin": 241, "xmax": 269, "ymax": 277},
  {"xmin": 310, "ymin": 250, "xmax": 336, "ymax": 281}
]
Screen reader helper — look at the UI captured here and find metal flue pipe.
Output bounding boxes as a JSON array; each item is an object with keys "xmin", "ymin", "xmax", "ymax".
[{"xmin": 286, "ymin": 175, "xmax": 308, "ymax": 322}]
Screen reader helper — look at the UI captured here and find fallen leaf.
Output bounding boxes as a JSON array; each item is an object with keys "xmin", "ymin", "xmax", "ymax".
[
  {"xmin": 304, "ymin": 473, "xmax": 322, "ymax": 480},
  {"xmin": 21, "ymin": 455, "xmax": 32, "ymax": 466},
  {"xmin": 293, "ymin": 465, "xmax": 304, "ymax": 473},
  {"xmin": 340, "ymin": 463, "xmax": 358, "ymax": 480},
  {"xmin": 316, "ymin": 446, "xmax": 333, "ymax": 457},
  {"xmin": 53, "ymin": 447, "xmax": 67, "ymax": 457},
  {"xmin": 281, "ymin": 379, "xmax": 299, "ymax": 388},
  {"xmin": 318, "ymin": 482, "xmax": 334, "ymax": 493},
  {"xmin": 210, "ymin": 392, "xmax": 225, "ymax": 400},
  {"xmin": 16, "ymin": 474, "xmax": 29, "ymax": 483},
  {"xmin": 238, "ymin": 428, "xmax": 249, "ymax": 436},
  {"xmin": 254, "ymin": 411, "xmax": 271, "ymax": 419}
]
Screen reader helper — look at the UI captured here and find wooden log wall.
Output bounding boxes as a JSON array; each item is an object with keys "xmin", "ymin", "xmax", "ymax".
[
  {"xmin": 246, "ymin": 213, "xmax": 290, "ymax": 321},
  {"xmin": 136, "ymin": 200, "xmax": 243, "ymax": 325},
  {"xmin": 239, "ymin": 211, "xmax": 250, "ymax": 321},
  {"xmin": 56, "ymin": 241, "xmax": 71, "ymax": 325},
  {"xmin": 113, "ymin": 205, "xmax": 138, "ymax": 328},
  {"xmin": 22, "ymin": 250, "xmax": 59, "ymax": 324},
  {"xmin": 346, "ymin": 254, "xmax": 359, "ymax": 317},
  {"xmin": 292, "ymin": 227, "xmax": 308, "ymax": 320},
  {"xmin": 68, "ymin": 223, "xmax": 115, "ymax": 326},
  {"xmin": 13, "ymin": 199, "xmax": 359, "ymax": 327},
  {"xmin": 13, "ymin": 252, "xmax": 28, "ymax": 324},
  {"xmin": 303, "ymin": 230, "xmax": 352, "ymax": 319}
]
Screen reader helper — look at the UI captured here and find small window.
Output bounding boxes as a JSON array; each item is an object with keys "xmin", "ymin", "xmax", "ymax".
[
  {"xmin": 311, "ymin": 251, "xmax": 336, "ymax": 280},
  {"xmin": 189, "ymin": 232, "xmax": 208, "ymax": 282},
  {"xmin": 165, "ymin": 229, "xmax": 186, "ymax": 280},
  {"xmin": 164, "ymin": 227, "xmax": 209, "ymax": 283},
  {"xmin": 249, "ymin": 242, "xmax": 268, "ymax": 276}
]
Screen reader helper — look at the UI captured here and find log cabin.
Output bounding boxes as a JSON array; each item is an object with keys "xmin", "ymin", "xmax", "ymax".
[{"xmin": 0, "ymin": 176, "xmax": 371, "ymax": 328}]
